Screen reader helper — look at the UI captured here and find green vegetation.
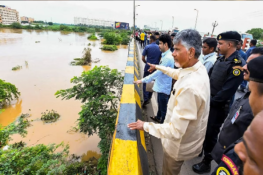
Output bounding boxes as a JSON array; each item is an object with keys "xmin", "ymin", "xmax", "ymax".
[
  {"xmin": 246, "ymin": 28, "xmax": 263, "ymax": 40},
  {"xmin": 41, "ymin": 109, "xmax": 60, "ymax": 123},
  {"xmin": 10, "ymin": 22, "xmax": 22, "ymax": 29},
  {"xmin": 0, "ymin": 113, "xmax": 30, "ymax": 147},
  {"xmin": 102, "ymin": 31, "xmax": 131, "ymax": 45},
  {"xmin": 55, "ymin": 66, "xmax": 124, "ymax": 175},
  {"xmin": 100, "ymin": 45, "xmax": 118, "ymax": 51},
  {"xmin": 0, "ymin": 79, "xmax": 20, "ymax": 107},
  {"xmin": 11, "ymin": 65, "xmax": 22, "ymax": 71},
  {"xmin": 88, "ymin": 33, "xmax": 98, "ymax": 40},
  {"xmin": 71, "ymin": 48, "xmax": 92, "ymax": 66}
]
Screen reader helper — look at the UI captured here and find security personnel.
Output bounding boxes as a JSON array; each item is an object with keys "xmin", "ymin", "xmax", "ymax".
[
  {"xmin": 211, "ymin": 47, "xmax": 263, "ymax": 164},
  {"xmin": 211, "ymin": 139, "xmax": 243, "ymax": 175},
  {"xmin": 192, "ymin": 31, "xmax": 245, "ymax": 174},
  {"xmin": 211, "ymin": 91, "xmax": 253, "ymax": 163}
]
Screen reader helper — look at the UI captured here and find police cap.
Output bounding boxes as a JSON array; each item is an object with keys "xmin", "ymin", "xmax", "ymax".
[
  {"xmin": 247, "ymin": 56, "xmax": 263, "ymax": 83},
  {"xmin": 217, "ymin": 31, "xmax": 241, "ymax": 42}
]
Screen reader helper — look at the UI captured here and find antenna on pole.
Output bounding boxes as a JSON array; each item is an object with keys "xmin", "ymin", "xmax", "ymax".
[{"xmin": 211, "ymin": 21, "xmax": 218, "ymax": 36}]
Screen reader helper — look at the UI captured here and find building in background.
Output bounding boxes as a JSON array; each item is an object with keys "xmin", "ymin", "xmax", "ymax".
[
  {"xmin": 74, "ymin": 17, "xmax": 114, "ymax": 28},
  {"xmin": 0, "ymin": 5, "xmax": 20, "ymax": 25},
  {"xmin": 21, "ymin": 16, "xmax": 34, "ymax": 23}
]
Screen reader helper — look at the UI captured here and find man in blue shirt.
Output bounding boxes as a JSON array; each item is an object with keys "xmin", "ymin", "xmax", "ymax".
[
  {"xmin": 237, "ymin": 40, "xmax": 247, "ymax": 61},
  {"xmin": 134, "ymin": 34, "xmax": 174, "ymax": 123},
  {"xmin": 237, "ymin": 40, "xmax": 248, "ymax": 92},
  {"xmin": 141, "ymin": 35, "xmax": 162, "ymax": 106},
  {"xmin": 199, "ymin": 38, "xmax": 218, "ymax": 73},
  {"xmin": 246, "ymin": 39, "xmax": 257, "ymax": 58}
]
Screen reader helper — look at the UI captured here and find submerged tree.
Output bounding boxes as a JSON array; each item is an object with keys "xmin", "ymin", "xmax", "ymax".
[
  {"xmin": 55, "ymin": 66, "xmax": 124, "ymax": 174},
  {"xmin": 71, "ymin": 48, "xmax": 92, "ymax": 66}
]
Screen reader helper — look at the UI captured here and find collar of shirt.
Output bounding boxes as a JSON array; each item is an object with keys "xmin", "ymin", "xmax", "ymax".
[
  {"xmin": 178, "ymin": 61, "xmax": 202, "ymax": 79},
  {"xmin": 161, "ymin": 49, "xmax": 171, "ymax": 57},
  {"xmin": 223, "ymin": 51, "xmax": 239, "ymax": 61},
  {"xmin": 203, "ymin": 52, "xmax": 216, "ymax": 61}
]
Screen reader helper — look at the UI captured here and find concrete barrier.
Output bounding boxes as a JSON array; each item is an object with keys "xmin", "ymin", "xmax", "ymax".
[{"xmin": 108, "ymin": 39, "xmax": 149, "ymax": 175}]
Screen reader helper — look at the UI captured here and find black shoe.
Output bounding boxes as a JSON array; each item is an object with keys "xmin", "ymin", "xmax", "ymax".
[{"xmin": 192, "ymin": 160, "xmax": 211, "ymax": 174}]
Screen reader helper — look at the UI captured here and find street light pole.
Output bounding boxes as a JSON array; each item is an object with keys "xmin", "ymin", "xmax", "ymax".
[
  {"xmin": 194, "ymin": 9, "xmax": 199, "ymax": 30},
  {"xmin": 160, "ymin": 20, "xmax": 163, "ymax": 31},
  {"xmin": 172, "ymin": 16, "xmax": 174, "ymax": 29},
  {"xmin": 133, "ymin": 0, "xmax": 135, "ymax": 38}
]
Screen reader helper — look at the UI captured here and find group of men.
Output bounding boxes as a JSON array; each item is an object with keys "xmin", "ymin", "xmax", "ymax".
[{"xmin": 128, "ymin": 28, "xmax": 263, "ymax": 175}]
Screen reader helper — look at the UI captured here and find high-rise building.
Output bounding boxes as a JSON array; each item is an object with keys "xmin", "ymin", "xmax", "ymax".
[
  {"xmin": 0, "ymin": 5, "xmax": 20, "ymax": 25},
  {"xmin": 74, "ymin": 17, "xmax": 114, "ymax": 28}
]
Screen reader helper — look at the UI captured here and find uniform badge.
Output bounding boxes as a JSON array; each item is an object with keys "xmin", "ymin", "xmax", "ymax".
[
  {"xmin": 216, "ymin": 167, "xmax": 230, "ymax": 175},
  {"xmin": 231, "ymin": 106, "xmax": 242, "ymax": 124},
  {"xmin": 233, "ymin": 69, "xmax": 241, "ymax": 76},
  {"xmin": 219, "ymin": 35, "xmax": 222, "ymax": 39},
  {"xmin": 221, "ymin": 155, "xmax": 239, "ymax": 175}
]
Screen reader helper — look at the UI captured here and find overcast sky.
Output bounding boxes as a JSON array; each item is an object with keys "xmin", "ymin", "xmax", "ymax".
[{"xmin": 2, "ymin": 1, "xmax": 263, "ymax": 34}]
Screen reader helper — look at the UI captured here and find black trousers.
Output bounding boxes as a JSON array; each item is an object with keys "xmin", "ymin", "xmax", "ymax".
[{"xmin": 203, "ymin": 103, "xmax": 229, "ymax": 162}]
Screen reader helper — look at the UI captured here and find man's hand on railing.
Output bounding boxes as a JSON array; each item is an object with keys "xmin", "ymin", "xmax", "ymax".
[
  {"xmin": 133, "ymin": 80, "xmax": 142, "ymax": 84},
  {"xmin": 128, "ymin": 120, "xmax": 145, "ymax": 130},
  {"xmin": 147, "ymin": 63, "xmax": 156, "ymax": 73}
]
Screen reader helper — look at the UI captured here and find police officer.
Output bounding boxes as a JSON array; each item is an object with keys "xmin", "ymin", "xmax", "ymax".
[
  {"xmin": 192, "ymin": 31, "xmax": 245, "ymax": 174},
  {"xmin": 211, "ymin": 47, "xmax": 263, "ymax": 164},
  {"xmin": 211, "ymin": 54, "xmax": 263, "ymax": 175}
]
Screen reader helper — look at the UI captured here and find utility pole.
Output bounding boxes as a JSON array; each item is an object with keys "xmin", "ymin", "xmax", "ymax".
[
  {"xmin": 160, "ymin": 20, "xmax": 163, "ymax": 31},
  {"xmin": 133, "ymin": 0, "xmax": 135, "ymax": 38},
  {"xmin": 194, "ymin": 9, "xmax": 198, "ymax": 30},
  {"xmin": 211, "ymin": 21, "xmax": 218, "ymax": 36}
]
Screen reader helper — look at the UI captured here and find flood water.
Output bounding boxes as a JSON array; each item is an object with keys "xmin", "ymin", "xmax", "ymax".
[{"xmin": 0, "ymin": 28, "xmax": 128, "ymax": 157}]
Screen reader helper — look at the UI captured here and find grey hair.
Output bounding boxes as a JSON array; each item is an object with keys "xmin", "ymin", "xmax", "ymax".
[{"xmin": 173, "ymin": 29, "xmax": 202, "ymax": 58}]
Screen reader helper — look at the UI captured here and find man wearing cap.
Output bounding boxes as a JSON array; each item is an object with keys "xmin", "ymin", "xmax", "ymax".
[
  {"xmin": 211, "ymin": 54, "xmax": 263, "ymax": 175},
  {"xmin": 193, "ymin": 31, "xmax": 245, "ymax": 174}
]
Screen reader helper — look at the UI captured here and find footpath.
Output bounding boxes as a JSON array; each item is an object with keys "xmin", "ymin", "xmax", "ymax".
[{"xmin": 135, "ymin": 41, "xmax": 244, "ymax": 175}]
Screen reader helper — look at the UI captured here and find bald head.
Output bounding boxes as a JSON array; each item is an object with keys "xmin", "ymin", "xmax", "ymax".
[{"xmin": 235, "ymin": 110, "xmax": 263, "ymax": 175}]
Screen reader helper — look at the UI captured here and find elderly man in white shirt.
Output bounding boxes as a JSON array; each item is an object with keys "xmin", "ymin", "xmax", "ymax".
[
  {"xmin": 199, "ymin": 37, "xmax": 218, "ymax": 73},
  {"xmin": 128, "ymin": 29, "xmax": 210, "ymax": 175}
]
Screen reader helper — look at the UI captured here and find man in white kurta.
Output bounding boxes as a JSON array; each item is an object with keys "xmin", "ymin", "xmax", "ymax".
[{"xmin": 129, "ymin": 29, "xmax": 211, "ymax": 175}]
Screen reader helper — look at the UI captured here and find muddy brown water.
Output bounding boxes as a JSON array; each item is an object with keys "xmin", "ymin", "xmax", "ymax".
[{"xmin": 0, "ymin": 28, "xmax": 128, "ymax": 157}]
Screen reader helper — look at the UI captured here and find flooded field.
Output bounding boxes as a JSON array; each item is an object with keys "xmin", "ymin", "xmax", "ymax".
[{"xmin": 0, "ymin": 28, "xmax": 128, "ymax": 157}]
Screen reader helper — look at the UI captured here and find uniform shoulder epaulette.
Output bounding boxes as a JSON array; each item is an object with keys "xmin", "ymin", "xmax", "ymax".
[{"xmin": 233, "ymin": 58, "xmax": 242, "ymax": 64}]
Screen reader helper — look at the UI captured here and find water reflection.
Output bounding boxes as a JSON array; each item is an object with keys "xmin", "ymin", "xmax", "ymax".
[
  {"xmin": 81, "ymin": 150, "xmax": 101, "ymax": 162},
  {"xmin": 82, "ymin": 65, "xmax": 91, "ymax": 72},
  {"xmin": 0, "ymin": 100, "xmax": 22, "ymax": 127}
]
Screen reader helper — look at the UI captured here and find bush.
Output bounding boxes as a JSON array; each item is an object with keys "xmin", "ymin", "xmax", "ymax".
[
  {"xmin": 10, "ymin": 22, "xmax": 22, "ymax": 29},
  {"xmin": 71, "ymin": 48, "xmax": 92, "ymax": 65},
  {"xmin": 121, "ymin": 37, "xmax": 130, "ymax": 45},
  {"xmin": 0, "ymin": 79, "xmax": 20, "ymax": 107},
  {"xmin": 41, "ymin": 109, "xmax": 60, "ymax": 123},
  {"xmin": 88, "ymin": 33, "xmax": 98, "ymax": 40},
  {"xmin": 12, "ymin": 65, "xmax": 22, "ymax": 71},
  {"xmin": 103, "ymin": 32, "xmax": 122, "ymax": 45},
  {"xmin": 87, "ymin": 28, "xmax": 95, "ymax": 33},
  {"xmin": 48, "ymin": 22, "xmax": 53, "ymax": 25},
  {"xmin": 34, "ymin": 24, "xmax": 43, "ymax": 30},
  {"xmin": 23, "ymin": 25, "xmax": 34, "ymax": 30},
  {"xmin": 0, "ymin": 114, "xmax": 30, "ymax": 147},
  {"xmin": 100, "ymin": 45, "xmax": 118, "ymax": 51},
  {"xmin": 55, "ymin": 66, "xmax": 124, "ymax": 174}
]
